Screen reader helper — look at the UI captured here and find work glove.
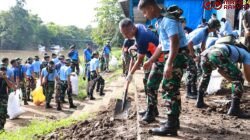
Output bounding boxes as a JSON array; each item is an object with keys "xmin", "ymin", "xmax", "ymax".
[{"xmin": 126, "ymin": 73, "xmax": 133, "ymax": 82}]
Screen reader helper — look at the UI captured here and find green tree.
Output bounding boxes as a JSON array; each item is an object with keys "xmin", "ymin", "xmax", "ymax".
[{"xmin": 91, "ymin": 0, "xmax": 124, "ymax": 48}]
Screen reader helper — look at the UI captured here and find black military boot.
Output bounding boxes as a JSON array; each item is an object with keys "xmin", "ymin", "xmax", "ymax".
[
  {"xmin": 186, "ymin": 84, "xmax": 197, "ymax": 99},
  {"xmin": 24, "ymin": 99, "xmax": 28, "ymax": 105},
  {"xmin": 196, "ymin": 91, "xmax": 206, "ymax": 108},
  {"xmin": 142, "ymin": 105, "xmax": 156, "ymax": 123},
  {"xmin": 150, "ymin": 115, "xmax": 178, "ymax": 136},
  {"xmin": 45, "ymin": 103, "xmax": 52, "ymax": 109},
  {"xmin": 69, "ymin": 99, "xmax": 77, "ymax": 109},
  {"xmin": 160, "ymin": 114, "xmax": 180, "ymax": 129},
  {"xmin": 227, "ymin": 98, "xmax": 250, "ymax": 118},
  {"xmin": 57, "ymin": 103, "xmax": 62, "ymax": 111},
  {"xmin": 140, "ymin": 105, "xmax": 159, "ymax": 116}
]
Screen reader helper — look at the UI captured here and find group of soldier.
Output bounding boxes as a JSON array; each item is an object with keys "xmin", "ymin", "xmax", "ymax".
[{"xmin": 120, "ymin": 0, "xmax": 250, "ymax": 136}]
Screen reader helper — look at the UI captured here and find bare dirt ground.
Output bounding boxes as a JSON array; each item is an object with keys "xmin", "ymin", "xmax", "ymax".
[{"xmin": 7, "ymin": 68, "xmax": 250, "ymax": 140}]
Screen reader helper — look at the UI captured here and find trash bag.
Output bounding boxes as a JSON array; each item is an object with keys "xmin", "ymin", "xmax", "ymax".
[
  {"xmin": 109, "ymin": 55, "xmax": 118, "ymax": 68},
  {"xmin": 206, "ymin": 70, "xmax": 224, "ymax": 94},
  {"xmin": 31, "ymin": 86, "xmax": 45, "ymax": 106},
  {"xmin": 7, "ymin": 89, "xmax": 25, "ymax": 120},
  {"xmin": 71, "ymin": 73, "xmax": 79, "ymax": 96}
]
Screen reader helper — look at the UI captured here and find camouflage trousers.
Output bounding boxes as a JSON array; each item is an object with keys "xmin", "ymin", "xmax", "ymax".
[
  {"xmin": 55, "ymin": 80, "xmax": 73, "ymax": 103},
  {"xmin": 26, "ymin": 77, "xmax": 36, "ymax": 100},
  {"xmin": 0, "ymin": 97, "xmax": 8, "ymax": 130},
  {"xmin": 88, "ymin": 72, "xmax": 105, "ymax": 96},
  {"xmin": 43, "ymin": 81, "xmax": 55, "ymax": 104},
  {"xmin": 104, "ymin": 55, "xmax": 109, "ymax": 71},
  {"xmin": 162, "ymin": 50, "xmax": 189, "ymax": 116},
  {"xmin": 194, "ymin": 47, "xmax": 202, "ymax": 78},
  {"xmin": 71, "ymin": 60, "xmax": 80, "ymax": 75},
  {"xmin": 122, "ymin": 53, "xmax": 131, "ymax": 75},
  {"xmin": 146, "ymin": 62, "xmax": 164, "ymax": 107},
  {"xmin": 19, "ymin": 80, "xmax": 26, "ymax": 100},
  {"xmin": 199, "ymin": 47, "xmax": 244, "ymax": 99},
  {"xmin": 186, "ymin": 55, "xmax": 198, "ymax": 87}
]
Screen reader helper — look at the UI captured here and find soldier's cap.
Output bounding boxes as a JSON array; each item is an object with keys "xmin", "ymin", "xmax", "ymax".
[
  {"xmin": 34, "ymin": 56, "xmax": 39, "ymax": 59},
  {"xmin": 49, "ymin": 60, "xmax": 55, "ymax": 65},
  {"xmin": 44, "ymin": 55, "xmax": 50, "ymax": 58},
  {"xmin": 92, "ymin": 51, "xmax": 99, "ymax": 57},
  {"xmin": 27, "ymin": 57, "xmax": 33, "ymax": 61},
  {"xmin": 70, "ymin": 44, "xmax": 76, "ymax": 49},
  {"xmin": 15, "ymin": 57, "xmax": 22, "ymax": 61},
  {"xmin": 65, "ymin": 58, "xmax": 71, "ymax": 64},
  {"xmin": 52, "ymin": 53, "xmax": 57, "ymax": 56},
  {"xmin": 59, "ymin": 54, "xmax": 65, "ymax": 59}
]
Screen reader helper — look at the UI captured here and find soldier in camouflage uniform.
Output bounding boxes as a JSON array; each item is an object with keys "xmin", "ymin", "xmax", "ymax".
[
  {"xmin": 25, "ymin": 57, "xmax": 36, "ymax": 101},
  {"xmin": 119, "ymin": 18, "xmax": 165, "ymax": 123},
  {"xmin": 88, "ymin": 51, "xmax": 105, "ymax": 100},
  {"xmin": 16, "ymin": 58, "xmax": 27, "ymax": 105},
  {"xmin": 0, "ymin": 66, "xmax": 16, "ymax": 131},
  {"xmin": 196, "ymin": 43, "xmax": 250, "ymax": 118},
  {"xmin": 55, "ymin": 59, "xmax": 77, "ymax": 111},
  {"xmin": 41, "ymin": 61, "xmax": 59, "ymax": 109},
  {"xmin": 185, "ymin": 19, "xmax": 221, "ymax": 99},
  {"xmin": 138, "ymin": 0, "xmax": 189, "ymax": 135}
]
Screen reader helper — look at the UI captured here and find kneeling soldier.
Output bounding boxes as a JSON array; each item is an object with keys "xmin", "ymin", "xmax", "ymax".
[
  {"xmin": 88, "ymin": 51, "xmax": 105, "ymax": 100},
  {"xmin": 40, "ymin": 61, "xmax": 59, "ymax": 109}
]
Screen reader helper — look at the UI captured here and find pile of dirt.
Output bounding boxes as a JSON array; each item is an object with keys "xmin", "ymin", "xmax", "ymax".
[{"xmin": 36, "ymin": 98, "xmax": 137, "ymax": 140}]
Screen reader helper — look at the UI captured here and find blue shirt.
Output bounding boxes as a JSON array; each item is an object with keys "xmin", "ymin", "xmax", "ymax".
[
  {"xmin": 25, "ymin": 63, "xmax": 34, "ymax": 77},
  {"xmin": 59, "ymin": 65, "xmax": 72, "ymax": 81},
  {"xmin": 220, "ymin": 21, "xmax": 233, "ymax": 36},
  {"xmin": 157, "ymin": 18, "xmax": 187, "ymax": 51},
  {"xmin": 188, "ymin": 27, "xmax": 209, "ymax": 46},
  {"xmin": 52, "ymin": 57, "xmax": 59, "ymax": 64},
  {"xmin": 68, "ymin": 50, "xmax": 79, "ymax": 60},
  {"xmin": 90, "ymin": 58, "xmax": 99, "ymax": 72},
  {"xmin": 17, "ymin": 65, "xmax": 26, "ymax": 80},
  {"xmin": 103, "ymin": 45, "xmax": 111, "ymax": 55},
  {"xmin": 32, "ymin": 60, "xmax": 41, "ymax": 73},
  {"xmin": 55, "ymin": 61, "xmax": 65, "ymax": 73},
  {"xmin": 83, "ymin": 48, "xmax": 92, "ymax": 62},
  {"xmin": 7, "ymin": 67, "xmax": 14, "ymax": 80},
  {"xmin": 135, "ymin": 24, "xmax": 159, "ymax": 58},
  {"xmin": 41, "ymin": 68, "xmax": 58, "ymax": 81},
  {"xmin": 11, "ymin": 67, "xmax": 19, "ymax": 82}
]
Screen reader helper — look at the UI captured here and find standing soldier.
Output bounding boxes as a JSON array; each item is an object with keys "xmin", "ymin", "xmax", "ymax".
[
  {"xmin": 25, "ymin": 57, "xmax": 36, "ymax": 101},
  {"xmin": 139, "ymin": 0, "xmax": 188, "ymax": 135},
  {"xmin": 83, "ymin": 43, "xmax": 92, "ymax": 80},
  {"xmin": 56, "ymin": 59, "xmax": 77, "ymax": 110},
  {"xmin": 88, "ymin": 51, "xmax": 105, "ymax": 100},
  {"xmin": 103, "ymin": 41, "xmax": 111, "ymax": 72},
  {"xmin": 32, "ymin": 56, "xmax": 41, "ymax": 78},
  {"xmin": 16, "ymin": 58, "xmax": 27, "ymax": 105},
  {"xmin": 40, "ymin": 61, "xmax": 59, "ymax": 109},
  {"xmin": 68, "ymin": 45, "xmax": 80, "ymax": 75},
  {"xmin": 40, "ymin": 54, "xmax": 50, "ymax": 76},
  {"xmin": 119, "ymin": 18, "xmax": 165, "ymax": 123},
  {"xmin": 0, "ymin": 66, "xmax": 16, "ymax": 131},
  {"xmin": 186, "ymin": 19, "xmax": 221, "ymax": 99}
]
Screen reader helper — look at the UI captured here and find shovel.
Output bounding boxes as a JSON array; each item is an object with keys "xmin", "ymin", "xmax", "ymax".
[{"xmin": 114, "ymin": 81, "xmax": 130, "ymax": 119}]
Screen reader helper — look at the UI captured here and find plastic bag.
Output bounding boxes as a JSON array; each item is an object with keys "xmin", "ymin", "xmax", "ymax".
[
  {"xmin": 7, "ymin": 89, "xmax": 25, "ymax": 120},
  {"xmin": 31, "ymin": 86, "xmax": 45, "ymax": 106},
  {"xmin": 206, "ymin": 70, "xmax": 224, "ymax": 94},
  {"xmin": 109, "ymin": 55, "xmax": 118, "ymax": 68},
  {"xmin": 70, "ymin": 73, "xmax": 79, "ymax": 96}
]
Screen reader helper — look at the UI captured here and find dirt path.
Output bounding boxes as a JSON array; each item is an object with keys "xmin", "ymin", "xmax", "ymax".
[{"xmin": 5, "ymin": 71, "xmax": 123, "ymax": 131}]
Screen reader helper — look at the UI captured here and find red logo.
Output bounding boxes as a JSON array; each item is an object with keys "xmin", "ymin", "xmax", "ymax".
[{"xmin": 203, "ymin": 0, "xmax": 222, "ymax": 10}]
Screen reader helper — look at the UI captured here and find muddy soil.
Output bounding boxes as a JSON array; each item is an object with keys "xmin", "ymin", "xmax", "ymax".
[{"xmin": 37, "ymin": 98, "xmax": 138, "ymax": 140}]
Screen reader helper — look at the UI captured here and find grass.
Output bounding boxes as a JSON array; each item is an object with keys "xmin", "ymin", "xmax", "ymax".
[{"xmin": 0, "ymin": 113, "xmax": 90, "ymax": 140}]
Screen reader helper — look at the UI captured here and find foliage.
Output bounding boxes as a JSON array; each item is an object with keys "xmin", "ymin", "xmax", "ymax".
[
  {"xmin": 0, "ymin": 0, "xmax": 92, "ymax": 50},
  {"xmin": 91, "ymin": 0, "xmax": 125, "ymax": 48},
  {"xmin": 0, "ymin": 113, "xmax": 90, "ymax": 140}
]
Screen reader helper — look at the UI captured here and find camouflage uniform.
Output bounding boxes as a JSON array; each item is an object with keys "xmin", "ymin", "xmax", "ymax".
[
  {"xmin": 162, "ymin": 50, "xmax": 189, "ymax": 116},
  {"xmin": 26, "ymin": 77, "xmax": 36, "ymax": 100},
  {"xmin": 88, "ymin": 71, "xmax": 105, "ymax": 97},
  {"xmin": 43, "ymin": 81, "xmax": 55, "ymax": 104},
  {"xmin": 55, "ymin": 80, "xmax": 73, "ymax": 103},
  {"xmin": 198, "ymin": 46, "xmax": 244, "ymax": 100},
  {"xmin": 186, "ymin": 55, "xmax": 198, "ymax": 96},
  {"xmin": 0, "ymin": 78, "xmax": 8, "ymax": 130},
  {"xmin": 122, "ymin": 52, "xmax": 131, "ymax": 76},
  {"xmin": 71, "ymin": 60, "xmax": 80, "ymax": 75}
]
